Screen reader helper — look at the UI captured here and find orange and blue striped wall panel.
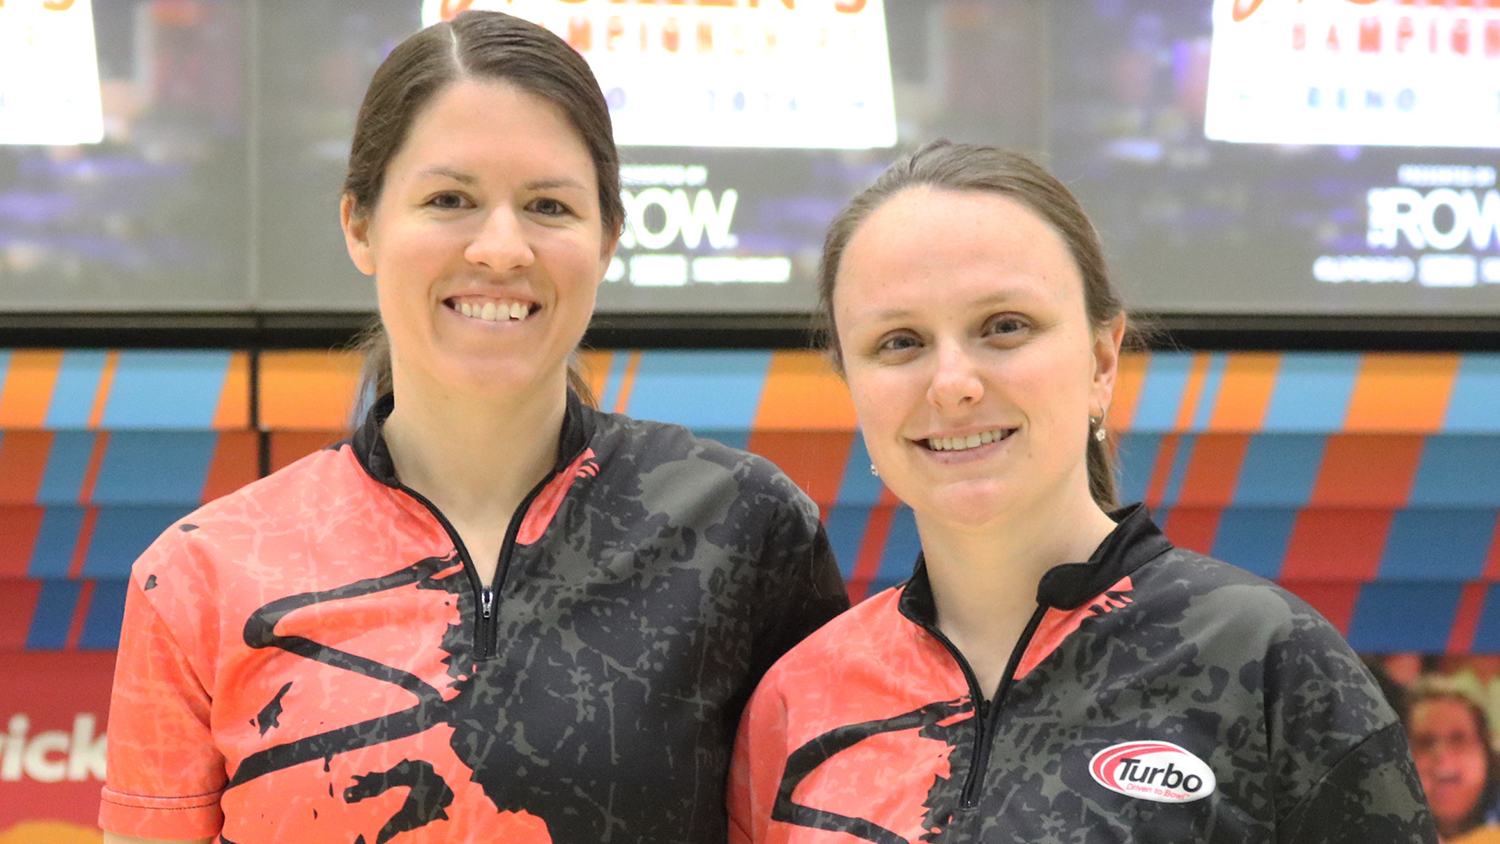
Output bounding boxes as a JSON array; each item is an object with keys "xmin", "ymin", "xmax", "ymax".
[
  {"xmin": 2, "ymin": 348, "xmax": 1500, "ymax": 654},
  {"xmin": 0, "ymin": 350, "xmax": 250, "ymax": 430}
]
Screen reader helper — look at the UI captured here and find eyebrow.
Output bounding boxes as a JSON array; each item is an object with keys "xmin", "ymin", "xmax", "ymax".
[
  {"xmin": 863, "ymin": 290, "xmax": 1040, "ymax": 322},
  {"xmin": 415, "ymin": 167, "xmax": 588, "ymax": 192}
]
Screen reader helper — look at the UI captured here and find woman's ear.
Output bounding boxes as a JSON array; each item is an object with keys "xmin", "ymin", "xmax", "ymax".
[
  {"xmin": 341, "ymin": 193, "xmax": 376, "ymax": 277},
  {"xmin": 1091, "ymin": 314, "xmax": 1127, "ymax": 414}
]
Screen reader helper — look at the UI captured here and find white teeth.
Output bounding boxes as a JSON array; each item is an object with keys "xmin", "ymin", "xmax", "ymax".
[
  {"xmin": 454, "ymin": 300, "xmax": 532, "ymax": 323},
  {"xmin": 927, "ymin": 429, "xmax": 1009, "ymax": 452}
]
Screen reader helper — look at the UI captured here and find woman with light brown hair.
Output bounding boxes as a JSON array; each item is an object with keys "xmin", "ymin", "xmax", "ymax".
[{"xmin": 729, "ymin": 141, "xmax": 1435, "ymax": 843}]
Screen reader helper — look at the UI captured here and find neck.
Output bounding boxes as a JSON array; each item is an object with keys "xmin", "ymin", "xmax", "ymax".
[
  {"xmin": 916, "ymin": 487, "xmax": 1119, "ymax": 699},
  {"xmin": 381, "ymin": 372, "xmax": 568, "ymax": 528},
  {"xmin": 1436, "ymin": 819, "xmax": 1474, "ymax": 843}
]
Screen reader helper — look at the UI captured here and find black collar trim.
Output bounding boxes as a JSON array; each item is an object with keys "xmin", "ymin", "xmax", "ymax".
[
  {"xmin": 349, "ymin": 390, "xmax": 594, "ymax": 488},
  {"xmin": 897, "ymin": 504, "xmax": 1172, "ymax": 625}
]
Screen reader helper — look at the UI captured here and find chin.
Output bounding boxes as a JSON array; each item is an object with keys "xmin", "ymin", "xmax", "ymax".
[
  {"xmin": 440, "ymin": 360, "xmax": 552, "ymax": 397},
  {"xmin": 912, "ymin": 483, "xmax": 1017, "ymax": 527}
]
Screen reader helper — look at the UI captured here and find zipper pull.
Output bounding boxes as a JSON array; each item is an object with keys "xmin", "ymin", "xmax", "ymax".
[{"xmin": 481, "ymin": 587, "xmax": 494, "ymax": 620}]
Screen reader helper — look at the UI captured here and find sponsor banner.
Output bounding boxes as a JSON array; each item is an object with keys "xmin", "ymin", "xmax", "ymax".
[
  {"xmin": 606, "ymin": 161, "xmax": 793, "ymax": 291},
  {"xmin": 422, "ymin": 0, "xmax": 898, "ymax": 150},
  {"xmin": 1204, "ymin": 0, "xmax": 1500, "ymax": 148},
  {"xmin": 0, "ymin": 0, "xmax": 105, "ymax": 145},
  {"xmin": 1316, "ymin": 163, "xmax": 1500, "ymax": 289},
  {"xmin": 0, "ymin": 652, "xmax": 114, "ymax": 836}
]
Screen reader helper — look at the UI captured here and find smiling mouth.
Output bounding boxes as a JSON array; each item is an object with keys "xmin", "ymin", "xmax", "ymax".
[
  {"xmin": 923, "ymin": 429, "xmax": 1014, "ymax": 452},
  {"xmin": 446, "ymin": 298, "xmax": 537, "ymax": 323}
]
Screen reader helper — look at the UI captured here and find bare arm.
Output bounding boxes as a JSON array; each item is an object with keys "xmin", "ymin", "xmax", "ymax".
[{"xmin": 103, "ymin": 833, "xmax": 213, "ymax": 844}]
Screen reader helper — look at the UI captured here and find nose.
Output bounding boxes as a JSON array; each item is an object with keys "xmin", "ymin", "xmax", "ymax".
[
  {"xmin": 464, "ymin": 205, "xmax": 535, "ymax": 271},
  {"xmin": 926, "ymin": 341, "xmax": 984, "ymax": 409}
]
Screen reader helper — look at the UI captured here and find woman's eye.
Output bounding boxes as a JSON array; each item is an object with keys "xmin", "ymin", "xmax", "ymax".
[
  {"xmin": 425, "ymin": 192, "xmax": 469, "ymax": 210},
  {"xmin": 530, "ymin": 197, "xmax": 572, "ymax": 217},
  {"xmin": 986, "ymin": 316, "xmax": 1029, "ymax": 337},
  {"xmin": 876, "ymin": 333, "xmax": 921, "ymax": 354}
]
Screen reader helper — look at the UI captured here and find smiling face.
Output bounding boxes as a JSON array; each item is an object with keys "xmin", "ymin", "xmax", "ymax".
[
  {"xmin": 832, "ymin": 187, "xmax": 1122, "ymax": 530},
  {"xmin": 342, "ymin": 78, "xmax": 612, "ymax": 401},
  {"xmin": 1410, "ymin": 696, "xmax": 1491, "ymax": 836}
]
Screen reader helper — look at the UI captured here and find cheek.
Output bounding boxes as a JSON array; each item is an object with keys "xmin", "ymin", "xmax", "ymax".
[
  {"xmin": 1020, "ymin": 343, "xmax": 1098, "ymax": 416},
  {"xmin": 1464, "ymin": 753, "xmax": 1489, "ymax": 785},
  {"xmin": 845, "ymin": 370, "xmax": 906, "ymax": 433}
]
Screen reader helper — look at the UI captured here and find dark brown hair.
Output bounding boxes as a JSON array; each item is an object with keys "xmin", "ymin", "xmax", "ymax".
[
  {"xmin": 346, "ymin": 11, "xmax": 623, "ymax": 411},
  {"xmin": 817, "ymin": 141, "xmax": 1126, "ymax": 507}
]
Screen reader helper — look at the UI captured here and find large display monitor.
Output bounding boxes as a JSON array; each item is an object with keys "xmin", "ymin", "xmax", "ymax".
[
  {"xmin": 0, "ymin": 0, "xmax": 1496, "ymax": 319},
  {"xmin": 1052, "ymin": 0, "xmax": 1500, "ymax": 316}
]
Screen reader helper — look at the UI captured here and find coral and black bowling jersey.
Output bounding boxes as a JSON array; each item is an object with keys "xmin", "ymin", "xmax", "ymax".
[
  {"xmin": 730, "ymin": 505, "xmax": 1437, "ymax": 844},
  {"xmin": 100, "ymin": 392, "xmax": 848, "ymax": 844}
]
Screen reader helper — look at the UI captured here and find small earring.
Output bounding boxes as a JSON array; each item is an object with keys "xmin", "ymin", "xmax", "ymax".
[
  {"xmin": 870, "ymin": 462, "xmax": 879, "ymax": 477},
  {"xmin": 1091, "ymin": 407, "xmax": 1110, "ymax": 442},
  {"xmin": 1094, "ymin": 425, "xmax": 1107, "ymax": 442}
]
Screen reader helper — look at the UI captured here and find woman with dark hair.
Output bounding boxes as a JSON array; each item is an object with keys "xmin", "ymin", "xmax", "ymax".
[
  {"xmin": 1409, "ymin": 690, "xmax": 1500, "ymax": 843},
  {"xmin": 98, "ymin": 12, "xmax": 846, "ymax": 844},
  {"xmin": 728, "ymin": 141, "xmax": 1435, "ymax": 842}
]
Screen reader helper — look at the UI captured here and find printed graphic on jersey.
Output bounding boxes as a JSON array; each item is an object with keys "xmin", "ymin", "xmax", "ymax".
[
  {"xmin": 1089, "ymin": 741, "xmax": 1217, "ymax": 803},
  {"xmin": 773, "ymin": 698, "xmax": 971, "ymax": 844},
  {"xmin": 733, "ymin": 506, "xmax": 1438, "ymax": 843},
  {"xmin": 221, "ymin": 551, "xmax": 555, "ymax": 843},
  {"xmin": 104, "ymin": 400, "xmax": 848, "ymax": 844}
]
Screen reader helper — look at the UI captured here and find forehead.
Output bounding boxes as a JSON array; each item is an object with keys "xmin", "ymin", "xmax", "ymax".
[
  {"xmin": 834, "ymin": 187, "xmax": 1082, "ymax": 313},
  {"xmin": 1412, "ymin": 698, "xmax": 1481, "ymax": 733},
  {"xmin": 389, "ymin": 78, "xmax": 593, "ymax": 180}
]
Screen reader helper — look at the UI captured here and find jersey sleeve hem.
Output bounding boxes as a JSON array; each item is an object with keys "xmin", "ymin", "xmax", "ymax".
[{"xmin": 98, "ymin": 785, "xmax": 224, "ymax": 839}]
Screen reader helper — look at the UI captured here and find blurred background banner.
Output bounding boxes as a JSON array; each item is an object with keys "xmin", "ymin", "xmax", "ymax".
[
  {"xmin": 0, "ymin": 653, "xmax": 113, "ymax": 837},
  {"xmin": 0, "ymin": 0, "xmax": 104, "ymax": 146},
  {"xmin": 1, "ymin": 0, "xmax": 1494, "ymax": 315},
  {"xmin": 1203, "ymin": 0, "xmax": 1500, "ymax": 148},
  {"xmin": 423, "ymin": 0, "xmax": 900, "ymax": 150}
]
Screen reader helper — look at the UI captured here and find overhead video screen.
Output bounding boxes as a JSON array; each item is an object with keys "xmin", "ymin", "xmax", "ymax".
[
  {"xmin": 1053, "ymin": 0, "xmax": 1500, "ymax": 316},
  {"xmin": 1, "ymin": 0, "xmax": 1495, "ymax": 318},
  {"xmin": 0, "ymin": 0, "xmax": 248, "ymax": 311},
  {"xmin": 260, "ymin": 0, "xmax": 1040, "ymax": 314}
]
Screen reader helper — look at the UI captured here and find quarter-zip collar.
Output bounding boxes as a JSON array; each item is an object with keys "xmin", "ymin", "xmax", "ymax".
[
  {"xmin": 892, "ymin": 503, "xmax": 1174, "ymax": 812},
  {"xmin": 351, "ymin": 388, "xmax": 595, "ymax": 488},
  {"xmin": 897, "ymin": 503, "xmax": 1172, "ymax": 625}
]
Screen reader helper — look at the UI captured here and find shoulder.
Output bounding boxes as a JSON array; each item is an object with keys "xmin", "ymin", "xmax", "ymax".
[
  {"xmin": 1133, "ymin": 546, "xmax": 1349, "ymax": 651},
  {"xmin": 1135, "ymin": 547, "xmax": 1401, "ymax": 772},
  {"xmin": 756, "ymin": 588, "xmax": 904, "ymax": 685},
  {"xmin": 590, "ymin": 409, "xmax": 818, "ymax": 522},
  {"xmin": 132, "ymin": 443, "xmax": 371, "ymax": 583}
]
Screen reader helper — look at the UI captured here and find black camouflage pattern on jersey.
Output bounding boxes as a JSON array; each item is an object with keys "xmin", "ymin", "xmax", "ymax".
[
  {"xmin": 226, "ymin": 392, "xmax": 850, "ymax": 844},
  {"xmin": 770, "ymin": 505, "xmax": 1435, "ymax": 843}
]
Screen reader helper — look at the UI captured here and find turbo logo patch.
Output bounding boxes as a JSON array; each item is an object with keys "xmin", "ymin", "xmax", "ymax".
[{"xmin": 1088, "ymin": 741, "xmax": 1217, "ymax": 804}]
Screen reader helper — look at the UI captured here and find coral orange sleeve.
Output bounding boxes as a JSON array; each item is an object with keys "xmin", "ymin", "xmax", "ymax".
[
  {"xmin": 729, "ymin": 677, "xmax": 789, "ymax": 844},
  {"xmin": 98, "ymin": 571, "xmax": 226, "ymax": 840}
]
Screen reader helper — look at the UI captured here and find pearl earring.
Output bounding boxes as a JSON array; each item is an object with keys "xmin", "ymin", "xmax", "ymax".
[{"xmin": 870, "ymin": 463, "xmax": 879, "ymax": 477}]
